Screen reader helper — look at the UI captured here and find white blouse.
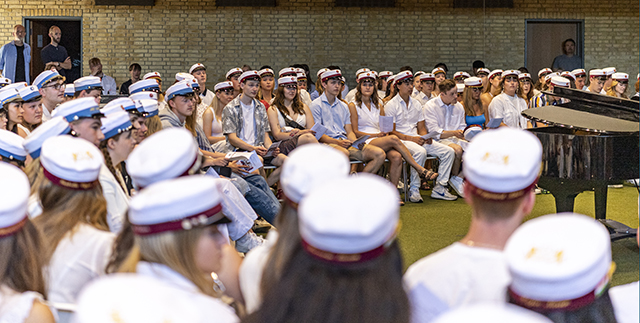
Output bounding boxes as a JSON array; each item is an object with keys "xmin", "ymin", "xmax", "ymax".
[
  {"xmin": 276, "ymin": 108, "xmax": 307, "ymax": 132},
  {"xmin": 0, "ymin": 285, "xmax": 54, "ymax": 323},
  {"xmin": 355, "ymin": 101, "xmax": 381, "ymax": 134}
]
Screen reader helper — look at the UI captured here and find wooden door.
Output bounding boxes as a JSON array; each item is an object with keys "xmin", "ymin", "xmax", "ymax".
[{"xmin": 525, "ymin": 20, "xmax": 583, "ymax": 83}]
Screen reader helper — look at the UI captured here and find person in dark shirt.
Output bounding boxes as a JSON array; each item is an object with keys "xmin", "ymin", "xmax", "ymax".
[
  {"xmin": 40, "ymin": 26, "xmax": 71, "ymax": 78},
  {"xmin": 119, "ymin": 63, "xmax": 141, "ymax": 95}
]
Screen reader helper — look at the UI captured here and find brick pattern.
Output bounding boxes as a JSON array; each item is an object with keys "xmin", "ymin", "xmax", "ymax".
[{"xmin": 0, "ymin": 0, "xmax": 637, "ymax": 90}]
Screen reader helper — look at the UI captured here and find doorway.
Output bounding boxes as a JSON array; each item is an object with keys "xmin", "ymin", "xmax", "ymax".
[
  {"xmin": 24, "ymin": 17, "xmax": 82, "ymax": 84},
  {"xmin": 525, "ymin": 20, "xmax": 584, "ymax": 83}
]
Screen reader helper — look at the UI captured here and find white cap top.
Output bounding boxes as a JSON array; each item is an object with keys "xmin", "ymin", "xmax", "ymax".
[
  {"xmin": 538, "ymin": 68, "xmax": 552, "ymax": 77},
  {"xmin": 225, "ymin": 68, "xmax": 242, "ymax": 79},
  {"xmin": 0, "ymin": 85, "xmax": 21, "ymax": 106},
  {"xmin": 456, "ymin": 83, "xmax": 465, "ymax": 93},
  {"xmin": 0, "ymin": 78, "xmax": 10, "ymax": 86},
  {"xmin": 316, "ymin": 68, "xmax": 330, "ymax": 78},
  {"xmin": 602, "ymin": 67, "xmax": 617, "ymax": 75},
  {"xmin": 489, "ymin": 69, "xmax": 503, "ymax": 79},
  {"xmin": 101, "ymin": 98, "xmax": 137, "ymax": 116},
  {"xmin": 0, "ymin": 129, "xmax": 27, "ymax": 162},
  {"xmin": 164, "ymin": 81, "xmax": 194, "ymax": 102},
  {"xmin": 544, "ymin": 72, "xmax": 560, "ymax": 82},
  {"xmin": 550, "ymin": 76, "xmax": 571, "ymax": 88},
  {"xmin": 463, "ymin": 124, "xmax": 483, "ymax": 141},
  {"xmin": 189, "ymin": 63, "xmax": 206, "ymax": 74},
  {"xmin": 320, "ymin": 69, "xmax": 342, "ymax": 82},
  {"xmin": 40, "ymin": 135, "xmax": 103, "ymax": 184},
  {"xmin": 463, "ymin": 127, "xmax": 541, "ymax": 198},
  {"xmin": 560, "ymin": 71, "xmax": 575, "ymax": 81},
  {"xmin": 464, "ymin": 76, "xmax": 482, "ymax": 87},
  {"xmin": 52, "ymin": 97, "xmax": 103, "ymax": 122},
  {"xmin": 64, "ymin": 83, "xmax": 75, "ymax": 96},
  {"xmin": 129, "ymin": 79, "xmax": 161, "ymax": 94},
  {"xmin": 74, "ymin": 76, "xmax": 102, "ymax": 92},
  {"xmin": 454, "ymin": 71, "xmax": 470, "ymax": 79},
  {"xmin": 175, "ymin": 72, "xmax": 194, "ymax": 83},
  {"xmin": 355, "ymin": 68, "xmax": 371, "ymax": 77},
  {"xmin": 432, "ymin": 67, "xmax": 446, "ymax": 75},
  {"xmin": 518, "ymin": 73, "xmax": 532, "ymax": 80},
  {"xmin": 143, "ymin": 72, "xmax": 162, "ymax": 80},
  {"xmin": 589, "ymin": 69, "xmax": 605, "ymax": 77},
  {"xmin": 379, "ymin": 71, "xmax": 393, "ymax": 78},
  {"xmin": 278, "ymin": 76, "xmax": 297, "ymax": 86},
  {"xmin": 505, "ymin": 213, "xmax": 612, "ymax": 303},
  {"xmin": 214, "ymin": 81, "xmax": 234, "ymax": 92},
  {"xmin": 476, "ymin": 68, "xmax": 490, "ymax": 75},
  {"xmin": 612, "ymin": 72, "xmax": 628, "ymax": 81},
  {"xmin": 33, "ymin": 69, "xmax": 64, "ymax": 89},
  {"xmin": 23, "ymin": 116, "xmax": 70, "ymax": 159},
  {"xmin": 126, "ymin": 128, "xmax": 199, "ymax": 189},
  {"xmin": 17, "ymin": 85, "xmax": 42, "ymax": 102},
  {"xmin": 281, "ymin": 144, "xmax": 350, "ymax": 204},
  {"xmin": 134, "ymin": 99, "xmax": 159, "ymax": 117},
  {"xmin": 296, "ymin": 72, "xmax": 307, "ymax": 79},
  {"xmin": 298, "ymin": 174, "xmax": 399, "ymax": 257},
  {"xmin": 502, "ymin": 70, "xmax": 520, "ymax": 78},
  {"xmin": 100, "ymin": 110, "xmax": 133, "ymax": 140},
  {"xmin": 279, "ymin": 67, "xmax": 297, "ymax": 78},
  {"xmin": 0, "ymin": 163, "xmax": 30, "ymax": 232},
  {"xmin": 239, "ymin": 70, "xmax": 260, "ymax": 83},
  {"xmin": 420, "ymin": 73, "xmax": 435, "ymax": 81},
  {"xmin": 258, "ymin": 68, "xmax": 274, "ymax": 77},
  {"xmin": 129, "ymin": 91, "xmax": 158, "ymax": 101},
  {"xmin": 356, "ymin": 71, "xmax": 376, "ymax": 83},
  {"xmin": 394, "ymin": 70, "xmax": 413, "ymax": 84},
  {"xmin": 571, "ymin": 68, "xmax": 586, "ymax": 76},
  {"xmin": 432, "ymin": 303, "xmax": 552, "ymax": 323},
  {"xmin": 414, "ymin": 71, "xmax": 425, "ymax": 77}
]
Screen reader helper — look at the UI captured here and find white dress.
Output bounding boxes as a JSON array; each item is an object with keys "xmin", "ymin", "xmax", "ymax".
[
  {"xmin": 238, "ymin": 230, "xmax": 279, "ymax": 314},
  {"xmin": 0, "ymin": 285, "xmax": 55, "ymax": 323},
  {"xmin": 488, "ymin": 92, "xmax": 529, "ymax": 129},
  {"xmin": 47, "ymin": 223, "xmax": 115, "ymax": 304},
  {"xmin": 99, "ymin": 165, "xmax": 129, "ymax": 233},
  {"xmin": 609, "ymin": 281, "xmax": 639, "ymax": 323},
  {"xmin": 276, "ymin": 108, "xmax": 307, "ymax": 132},
  {"xmin": 208, "ymin": 108, "xmax": 226, "ymax": 152},
  {"xmin": 355, "ymin": 102, "xmax": 381, "ymax": 144}
]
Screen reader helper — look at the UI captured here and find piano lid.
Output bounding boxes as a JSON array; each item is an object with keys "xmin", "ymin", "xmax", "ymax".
[{"xmin": 522, "ymin": 87, "xmax": 639, "ymax": 134}]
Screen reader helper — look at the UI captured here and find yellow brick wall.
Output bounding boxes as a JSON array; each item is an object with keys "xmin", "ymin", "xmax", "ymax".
[{"xmin": 1, "ymin": 0, "xmax": 638, "ymax": 89}]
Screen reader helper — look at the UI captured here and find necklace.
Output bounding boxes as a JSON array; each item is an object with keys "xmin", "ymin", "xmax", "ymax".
[{"xmin": 460, "ymin": 239, "xmax": 502, "ymax": 250}]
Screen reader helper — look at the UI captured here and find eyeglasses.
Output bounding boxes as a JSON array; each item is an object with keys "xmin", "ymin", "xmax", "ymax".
[
  {"xmin": 398, "ymin": 79, "xmax": 413, "ymax": 86},
  {"xmin": 284, "ymin": 85, "xmax": 298, "ymax": 90},
  {"xmin": 43, "ymin": 83, "xmax": 65, "ymax": 90},
  {"xmin": 217, "ymin": 89, "xmax": 233, "ymax": 94}
]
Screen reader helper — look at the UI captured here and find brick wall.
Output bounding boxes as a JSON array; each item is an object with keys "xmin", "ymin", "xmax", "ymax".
[{"xmin": 1, "ymin": 0, "xmax": 637, "ymax": 90}]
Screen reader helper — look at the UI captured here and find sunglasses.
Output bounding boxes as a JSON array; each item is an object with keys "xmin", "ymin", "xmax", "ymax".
[
  {"xmin": 284, "ymin": 84, "xmax": 298, "ymax": 90},
  {"xmin": 617, "ymin": 81, "xmax": 628, "ymax": 84}
]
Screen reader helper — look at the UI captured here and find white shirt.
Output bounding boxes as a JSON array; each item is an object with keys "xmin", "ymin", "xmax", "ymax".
[
  {"xmin": 423, "ymin": 96, "xmax": 466, "ymax": 139},
  {"xmin": 384, "ymin": 94, "xmax": 424, "ymax": 136},
  {"xmin": 415, "ymin": 91, "xmax": 436, "ymax": 106},
  {"xmin": 100, "ymin": 74, "xmax": 117, "ymax": 95},
  {"xmin": 41, "ymin": 102, "xmax": 53, "ymax": 123},
  {"xmin": 609, "ymin": 281, "xmax": 639, "ymax": 323},
  {"xmin": 0, "ymin": 285, "xmax": 52, "ymax": 323},
  {"xmin": 47, "ymin": 223, "xmax": 115, "ymax": 304},
  {"xmin": 240, "ymin": 100, "xmax": 256, "ymax": 145},
  {"xmin": 345, "ymin": 88, "xmax": 358, "ymax": 103},
  {"xmin": 355, "ymin": 101, "xmax": 381, "ymax": 134},
  {"xmin": 404, "ymin": 243, "xmax": 511, "ymax": 323},
  {"xmin": 99, "ymin": 165, "xmax": 129, "ymax": 233},
  {"xmin": 299, "ymin": 89, "xmax": 312, "ymax": 108},
  {"xmin": 488, "ymin": 93, "xmax": 529, "ymax": 129},
  {"xmin": 239, "ymin": 230, "xmax": 279, "ymax": 314},
  {"xmin": 200, "ymin": 88, "xmax": 215, "ymax": 107}
]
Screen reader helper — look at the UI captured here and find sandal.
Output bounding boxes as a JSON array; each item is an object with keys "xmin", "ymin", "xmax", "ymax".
[
  {"xmin": 420, "ymin": 169, "xmax": 439, "ymax": 181},
  {"xmin": 399, "ymin": 199, "xmax": 405, "ymax": 207},
  {"xmin": 420, "ymin": 180, "xmax": 431, "ymax": 191}
]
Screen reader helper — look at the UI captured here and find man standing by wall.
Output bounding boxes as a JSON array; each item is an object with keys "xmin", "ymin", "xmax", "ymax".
[
  {"xmin": 552, "ymin": 38, "xmax": 582, "ymax": 72},
  {"xmin": 0, "ymin": 25, "xmax": 30, "ymax": 83},
  {"xmin": 41, "ymin": 26, "xmax": 71, "ymax": 79}
]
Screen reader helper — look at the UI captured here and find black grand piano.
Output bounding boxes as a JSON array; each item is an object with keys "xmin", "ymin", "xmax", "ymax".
[{"xmin": 523, "ymin": 87, "xmax": 639, "ymax": 240}]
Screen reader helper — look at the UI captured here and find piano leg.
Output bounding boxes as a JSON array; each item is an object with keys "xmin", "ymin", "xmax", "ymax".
[
  {"xmin": 553, "ymin": 191, "xmax": 578, "ymax": 213},
  {"xmin": 593, "ymin": 184, "xmax": 608, "ymax": 220}
]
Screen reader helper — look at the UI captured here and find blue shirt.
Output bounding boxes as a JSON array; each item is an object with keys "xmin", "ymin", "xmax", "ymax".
[
  {"xmin": 310, "ymin": 93, "xmax": 351, "ymax": 140},
  {"xmin": 465, "ymin": 114, "xmax": 485, "ymax": 127},
  {"xmin": 0, "ymin": 41, "xmax": 30, "ymax": 84}
]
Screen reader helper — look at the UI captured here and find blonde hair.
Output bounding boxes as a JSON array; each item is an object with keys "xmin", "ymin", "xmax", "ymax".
[
  {"xmin": 25, "ymin": 157, "xmax": 44, "ymax": 195},
  {"xmin": 462, "ymin": 87, "xmax": 483, "ymax": 117},
  {"xmin": 0, "ymin": 220, "xmax": 47, "ymax": 296},
  {"xmin": 606, "ymin": 80, "xmax": 627, "ymax": 98},
  {"xmin": 144, "ymin": 115, "xmax": 162, "ymax": 137}
]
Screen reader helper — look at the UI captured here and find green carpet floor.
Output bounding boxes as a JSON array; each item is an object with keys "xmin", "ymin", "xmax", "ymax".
[{"xmin": 398, "ymin": 185, "xmax": 640, "ymax": 287}]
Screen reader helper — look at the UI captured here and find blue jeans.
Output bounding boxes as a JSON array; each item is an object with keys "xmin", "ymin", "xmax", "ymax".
[{"xmin": 232, "ymin": 173, "xmax": 280, "ymax": 225}]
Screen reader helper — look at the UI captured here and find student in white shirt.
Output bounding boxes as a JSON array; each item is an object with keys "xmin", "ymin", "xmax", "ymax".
[
  {"xmin": 203, "ymin": 81, "xmax": 235, "ymax": 152},
  {"xmin": 572, "ymin": 68, "xmax": 587, "ymax": 90},
  {"xmin": 585, "ymin": 69, "xmax": 606, "ymax": 93},
  {"xmin": 190, "ymin": 63, "xmax": 215, "ymax": 107},
  {"xmin": 480, "ymin": 69, "xmax": 502, "ymax": 112},
  {"xmin": 33, "ymin": 70, "xmax": 65, "ymax": 123},
  {"xmin": 488, "ymin": 70, "xmax": 530, "ymax": 129},
  {"xmin": 415, "ymin": 73, "xmax": 437, "ymax": 105}
]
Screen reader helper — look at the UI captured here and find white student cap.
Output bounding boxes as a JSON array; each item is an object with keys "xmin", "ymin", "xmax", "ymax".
[
  {"xmin": 544, "ymin": 72, "xmax": 560, "ymax": 83},
  {"xmin": 164, "ymin": 81, "xmax": 193, "ymax": 102},
  {"xmin": 537, "ymin": 68, "xmax": 552, "ymax": 78},
  {"xmin": 239, "ymin": 70, "xmax": 260, "ymax": 83},
  {"xmin": 488, "ymin": 69, "xmax": 503, "ymax": 79},
  {"xmin": 589, "ymin": 69, "xmax": 605, "ymax": 77},
  {"xmin": 278, "ymin": 67, "xmax": 297, "ymax": 78},
  {"xmin": 281, "ymin": 144, "xmax": 350, "ymax": 204},
  {"xmin": 52, "ymin": 97, "xmax": 104, "ymax": 122},
  {"xmin": 612, "ymin": 72, "xmax": 628, "ymax": 81},
  {"xmin": 453, "ymin": 71, "xmax": 471, "ymax": 79},
  {"xmin": 463, "ymin": 124, "xmax": 483, "ymax": 141},
  {"xmin": 258, "ymin": 68, "xmax": 274, "ymax": 77},
  {"xmin": 394, "ymin": 70, "xmax": 413, "ymax": 84},
  {"xmin": 463, "ymin": 127, "xmax": 541, "ymax": 200},
  {"xmin": 100, "ymin": 111, "xmax": 133, "ymax": 141},
  {"xmin": 456, "ymin": 83, "xmax": 465, "ymax": 93},
  {"xmin": 550, "ymin": 76, "xmax": 570, "ymax": 88},
  {"xmin": 0, "ymin": 77, "xmax": 11, "ymax": 87},
  {"xmin": 316, "ymin": 68, "xmax": 330, "ymax": 78},
  {"xmin": 298, "ymin": 174, "xmax": 400, "ymax": 263},
  {"xmin": 419, "ymin": 73, "xmax": 435, "ymax": 81},
  {"xmin": 0, "ymin": 163, "xmax": 30, "ymax": 237},
  {"xmin": 40, "ymin": 135, "xmax": 103, "ymax": 190},
  {"xmin": 127, "ymin": 128, "xmax": 198, "ymax": 189},
  {"xmin": 33, "ymin": 69, "xmax": 64, "ymax": 89},
  {"xmin": 129, "ymin": 175, "xmax": 230, "ymax": 235},
  {"xmin": 476, "ymin": 68, "xmax": 490, "ymax": 76},
  {"xmin": 74, "ymin": 76, "xmax": 102, "ymax": 92},
  {"xmin": 129, "ymin": 91, "xmax": 158, "ymax": 101},
  {"xmin": 225, "ymin": 68, "xmax": 243, "ymax": 79},
  {"xmin": 356, "ymin": 71, "xmax": 376, "ymax": 83},
  {"xmin": 320, "ymin": 69, "xmax": 342, "ymax": 82},
  {"xmin": 214, "ymin": 81, "xmax": 234, "ymax": 92},
  {"xmin": 414, "ymin": 70, "xmax": 425, "ymax": 77},
  {"xmin": 23, "ymin": 116, "xmax": 70, "ymax": 159},
  {"xmin": 355, "ymin": 68, "xmax": 371, "ymax": 77},
  {"xmin": 571, "ymin": 68, "xmax": 586, "ymax": 77},
  {"xmin": 134, "ymin": 99, "xmax": 159, "ymax": 117},
  {"xmin": 143, "ymin": 71, "xmax": 162, "ymax": 80},
  {"xmin": 602, "ymin": 67, "xmax": 616, "ymax": 76},
  {"xmin": 464, "ymin": 76, "xmax": 482, "ymax": 87},
  {"xmin": 560, "ymin": 71, "xmax": 576, "ymax": 81},
  {"xmin": 432, "ymin": 303, "xmax": 552, "ymax": 323},
  {"xmin": 64, "ymin": 83, "xmax": 75, "ymax": 97},
  {"xmin": 101, "ymin": 98, "xmax": 137, "ymax": 116},
  {"xmin": 0, "ymin": 130, "xmax": 27, "ymax": 162},
  {"xmin": 294, "ymin": 68, "xmax": 305, "ymax": 74},
  {"xmin": 175, "ymin": 72, "xmax": 194, "ymax": 83},
  {"xmin": 505, "ymin": 213, "xmax": 613, "ymax": 311},
  {"xmin": 189, "ymin": 63, "xmax": 206, "ymax": 74},
  {"xmin": 18, "ymin": 84, "xmax": 41, "ymax": 102},
  {"xmin": 296, "ymin": 72, "xmax": 307, "ymax": 80},
  {"xmin": 379, "ymin": 71, "xmax": 393, "ymax": 78},
  {"xmin": 432, "ymin": 67, "xmax": 446, "ymax": 76},
  {"xmin": 518, "ymin": 73, "xmax": 532, "ymax": 80},
  {"xmin": 187, "ymin": 77, "xmax": 200, "ymax": 90},
  {"xmin": 278, "ymin": 76, "xmax": 297, "ymax": 86},
  {"xmin": 0, "ymin": 86, "xmax": 21, "ymax": 106},
  {"xmin": 129, "ymin": 79, "xmax": 161, "ymax": 94},
  {"xmin": 502, "ymin": 70, "xmax": 519, "ymax": 78}
]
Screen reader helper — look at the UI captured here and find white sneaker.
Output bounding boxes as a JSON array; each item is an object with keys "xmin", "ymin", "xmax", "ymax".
[
  {"xmin": 235, "ymin": 231, "xmax": 265, "ymax": 253},
  {"xmin": 431, "ymin": 184, "xmax": 458, "ymax": 201},
  {"xmin": 449, "ymin": 176, "xmax": 465, "ymax": 198},
  {"xmin": 608, "ymin": 184, "xmax": 623, "ymax": 189},
  {"xmin": 409, "ymin": 188, "xmax": 423, "ymax": 203}
]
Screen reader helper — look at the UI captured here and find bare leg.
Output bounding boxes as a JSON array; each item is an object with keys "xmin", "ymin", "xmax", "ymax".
[
  {"xmin": 386, "ymin": 150, "xmax": 402, "ymax": 186},
  {"xmin": 448, "ymin": 143, "xmax": 463, "ymax": 176},
  {"xmin": 296, "ymin": 133, "xmax": 318, "ymax": 146},
  {"xmin": 361, "ymin": 145, "xmax": 386, "ymax": 173},
  {"xmin": 266, "ymin": 153, "xmax": 287, "ymax": 185},
  {"xmin": 369, "ymin": 135, "xmax": 428, "ymax": 174}
]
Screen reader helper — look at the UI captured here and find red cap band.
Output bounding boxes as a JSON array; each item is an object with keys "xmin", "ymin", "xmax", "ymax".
[
  {"xmin": 42, "ymin": 165, "xmax": 99, "ymax": 191},
  {"xmin": 302, "ymin": 239, "xmax": 389, "ymax": 264},
  {"xmin": 0, "ymin": 216, "xmax": 27, "ymax": 238},
  {"xmin": 131, "ymin": 203, "xmax": 223, "ymax": 236},
  {"xmin": 509, "ymin": 284, "xmax": 606, "ymax": 312}
]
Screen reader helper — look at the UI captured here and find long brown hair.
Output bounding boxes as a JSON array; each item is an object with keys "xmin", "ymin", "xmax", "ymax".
[
  {"xmin": 519, "ymin": 78, "xmax": 535, "ymax": 103},
  {"xmin": 99, "ymin": 132, "xmax": 128, "ymax": 193},
  {"xmin": 271, "ymin": 85, "xmax": 305, "ymax": 118},
  {"xmin": 355, "ymin": 80, "xmax": 382, "ymax": 108},
  {"xmin": 0, "ymin": 220, "xmax": 48, "ymax": 296},
  {"xmin": 26, "ymin": 157, "xmax": 44, "ymax": 195},
  {"xmin": 483, "ymin": 74, "xmax": 503, "ymax": 95},
  {"xmin": 33, "ymin": 174, "xmax": 109, "ymax": 265},
  {"xmin": 144, "ymin": 115, "xmax": 162, "ymax": 137},
  {"xmin": 462, "ymin": 87, "xmax": 483, "ymax": 117}
]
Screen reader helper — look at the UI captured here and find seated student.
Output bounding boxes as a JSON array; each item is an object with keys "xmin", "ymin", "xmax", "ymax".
[
  {"xmin": 384, "ymin": 71, "xmax": 456, "ymax": 202},
  {"xmin": 257, "ymin": 68, "xmax": 275, "ymax": 108},
  {"xmin": 0, "ymin": 129, "xmax": 27, "ymax": 169},
  {"xmin": 190, "ymin": 63, "xmax": 214, "ymax": 107},
  {"xmin": 131, "ymin": 94, "xmax": 162, "ymax": 138},
  {"xmin": 405, "ymin": 128, "xmax": 541, "ymax": 323},
  {"xmin": 73, "ymin": 76, "xmax": 103, "ymax": 104},
  {"xmin": 0, "ymin": 163, "xmax": 56, "ymax": 323},
  {"xmin": 101, "ymin": 98, "xmax": 147, "ymax": 146},
  {"xmin": 244, "ymin": 175, "xmax": 410, "ymax": 323},
  {"xmin": 74, "ymin": 176, "xmax": 239, "ymax": 323},
  {"xmin": 412, "ymin": 71, "xmax": 425, "ymax": 98},
  {"xmin": 518, "ymin": 73, "xmax": 535, "ymax": 107},
  {"xmin": 0, "ymin": 83, "xmax": 28, "ymax": 137},
  {"xmin": 560, "ymin": 71, "xmax": 576, "ymax": 88},
  {"xmin": 382, "ymin": 74, "xmax": 398, "ymax": 104},
  {"xmin": 432, "ymin": 67, "xmax": 447, "ymax": 97},
  {"xmin": 533, "ymin": 68, "xmax": 552, "ymax": 96},
  {"xmin": 461, "ymin": 77, "xmax": 487, "ymax": 127},
  {"xmin": 453, "ymin": 71, "xmax": 470, "ymax": 84},
  {"xmin": 475, "ymin": 67, "xmax": 490, "ymax": 92},
  {"xmin": 606, "ymin": 72, "xmax": 629, "ymax": 98},
  {"xmin": 51, "ymin": 97, "xmax": 105, "ymax": 146},
  {"xmin": 33, "ymin": 69, "xmax": 65, "ymax": 123},
  {"xmin": 142, "ymin": 71, "xmax": 166, "ymax": 110},
  {"xmin": 423, "ymin": 79, "xmax": 467, "ymax": 197},
  {"xmin": 488, "ymin": 70, "xmax": 530, "ymax": 129},
  {"xmin": 226, "ymin": 67, "xmax": 243, "ymax": 99},
  {"xmin": 203, "ymin": 81, "xmax": 235, "ymax": 152},
  {"xmin": 530, "ymin": 76, "xmax": 570, "ymax": 108},
  {"xmin": 345, "ymin": 68, "xmax": 371, "ymax": 103},
  {"xmin": 415, "ymin": 73, "xmax": 437, "ymax": 105},
  {"xmin": 572, "ymin": 68, "xmax": 587, "ymax": 90},
  {"xmin": 309, "ymin": 68, "xmax": 328, "ymax": 101},
  {"xmin": 296, "ymin": 70, "xmax": 313, "ymax": 108},
  {"xmin": 266, "ymin": 76, "xmax": 318, "ymax": 155},
  {"xmin": 33, "ymin": 135, "xmax": 116, "ymax": 304},
  {"xmin": 348, "ymin": 72, "xmax": 437, "ymax": 201},
  {"xmin": 601, "ymin": 67, "xmax": 616, "ymax": 94},
  {"xmin": 18, "ymin": 85, "xmax": 43, "ymax": 135},
  {"xmin": 480, "ymin": 69, "xmax": 502, "ymax": 111},
  {"xmin": 378, "ymin": 70, "xmax": 393, "ymax": 98},
  {"xmin": 309, "ymin": 69, "xmax": 386, "ymax": 173},
  {"xmin": 62, "ymin": 84, "xmax": 74, "ymax": 102},
  {"xmin": 505, "ymin": 213, "xmax": 618, "ymax": 323},
  {"xmin": 585, "ymin": 69, "xmax": 606, "ymax": 93}
]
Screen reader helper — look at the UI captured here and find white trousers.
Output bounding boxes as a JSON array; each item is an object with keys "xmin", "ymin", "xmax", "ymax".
[{"xmin": 401, "ymin": 140, "xmax": 455, "ymax": 190}]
